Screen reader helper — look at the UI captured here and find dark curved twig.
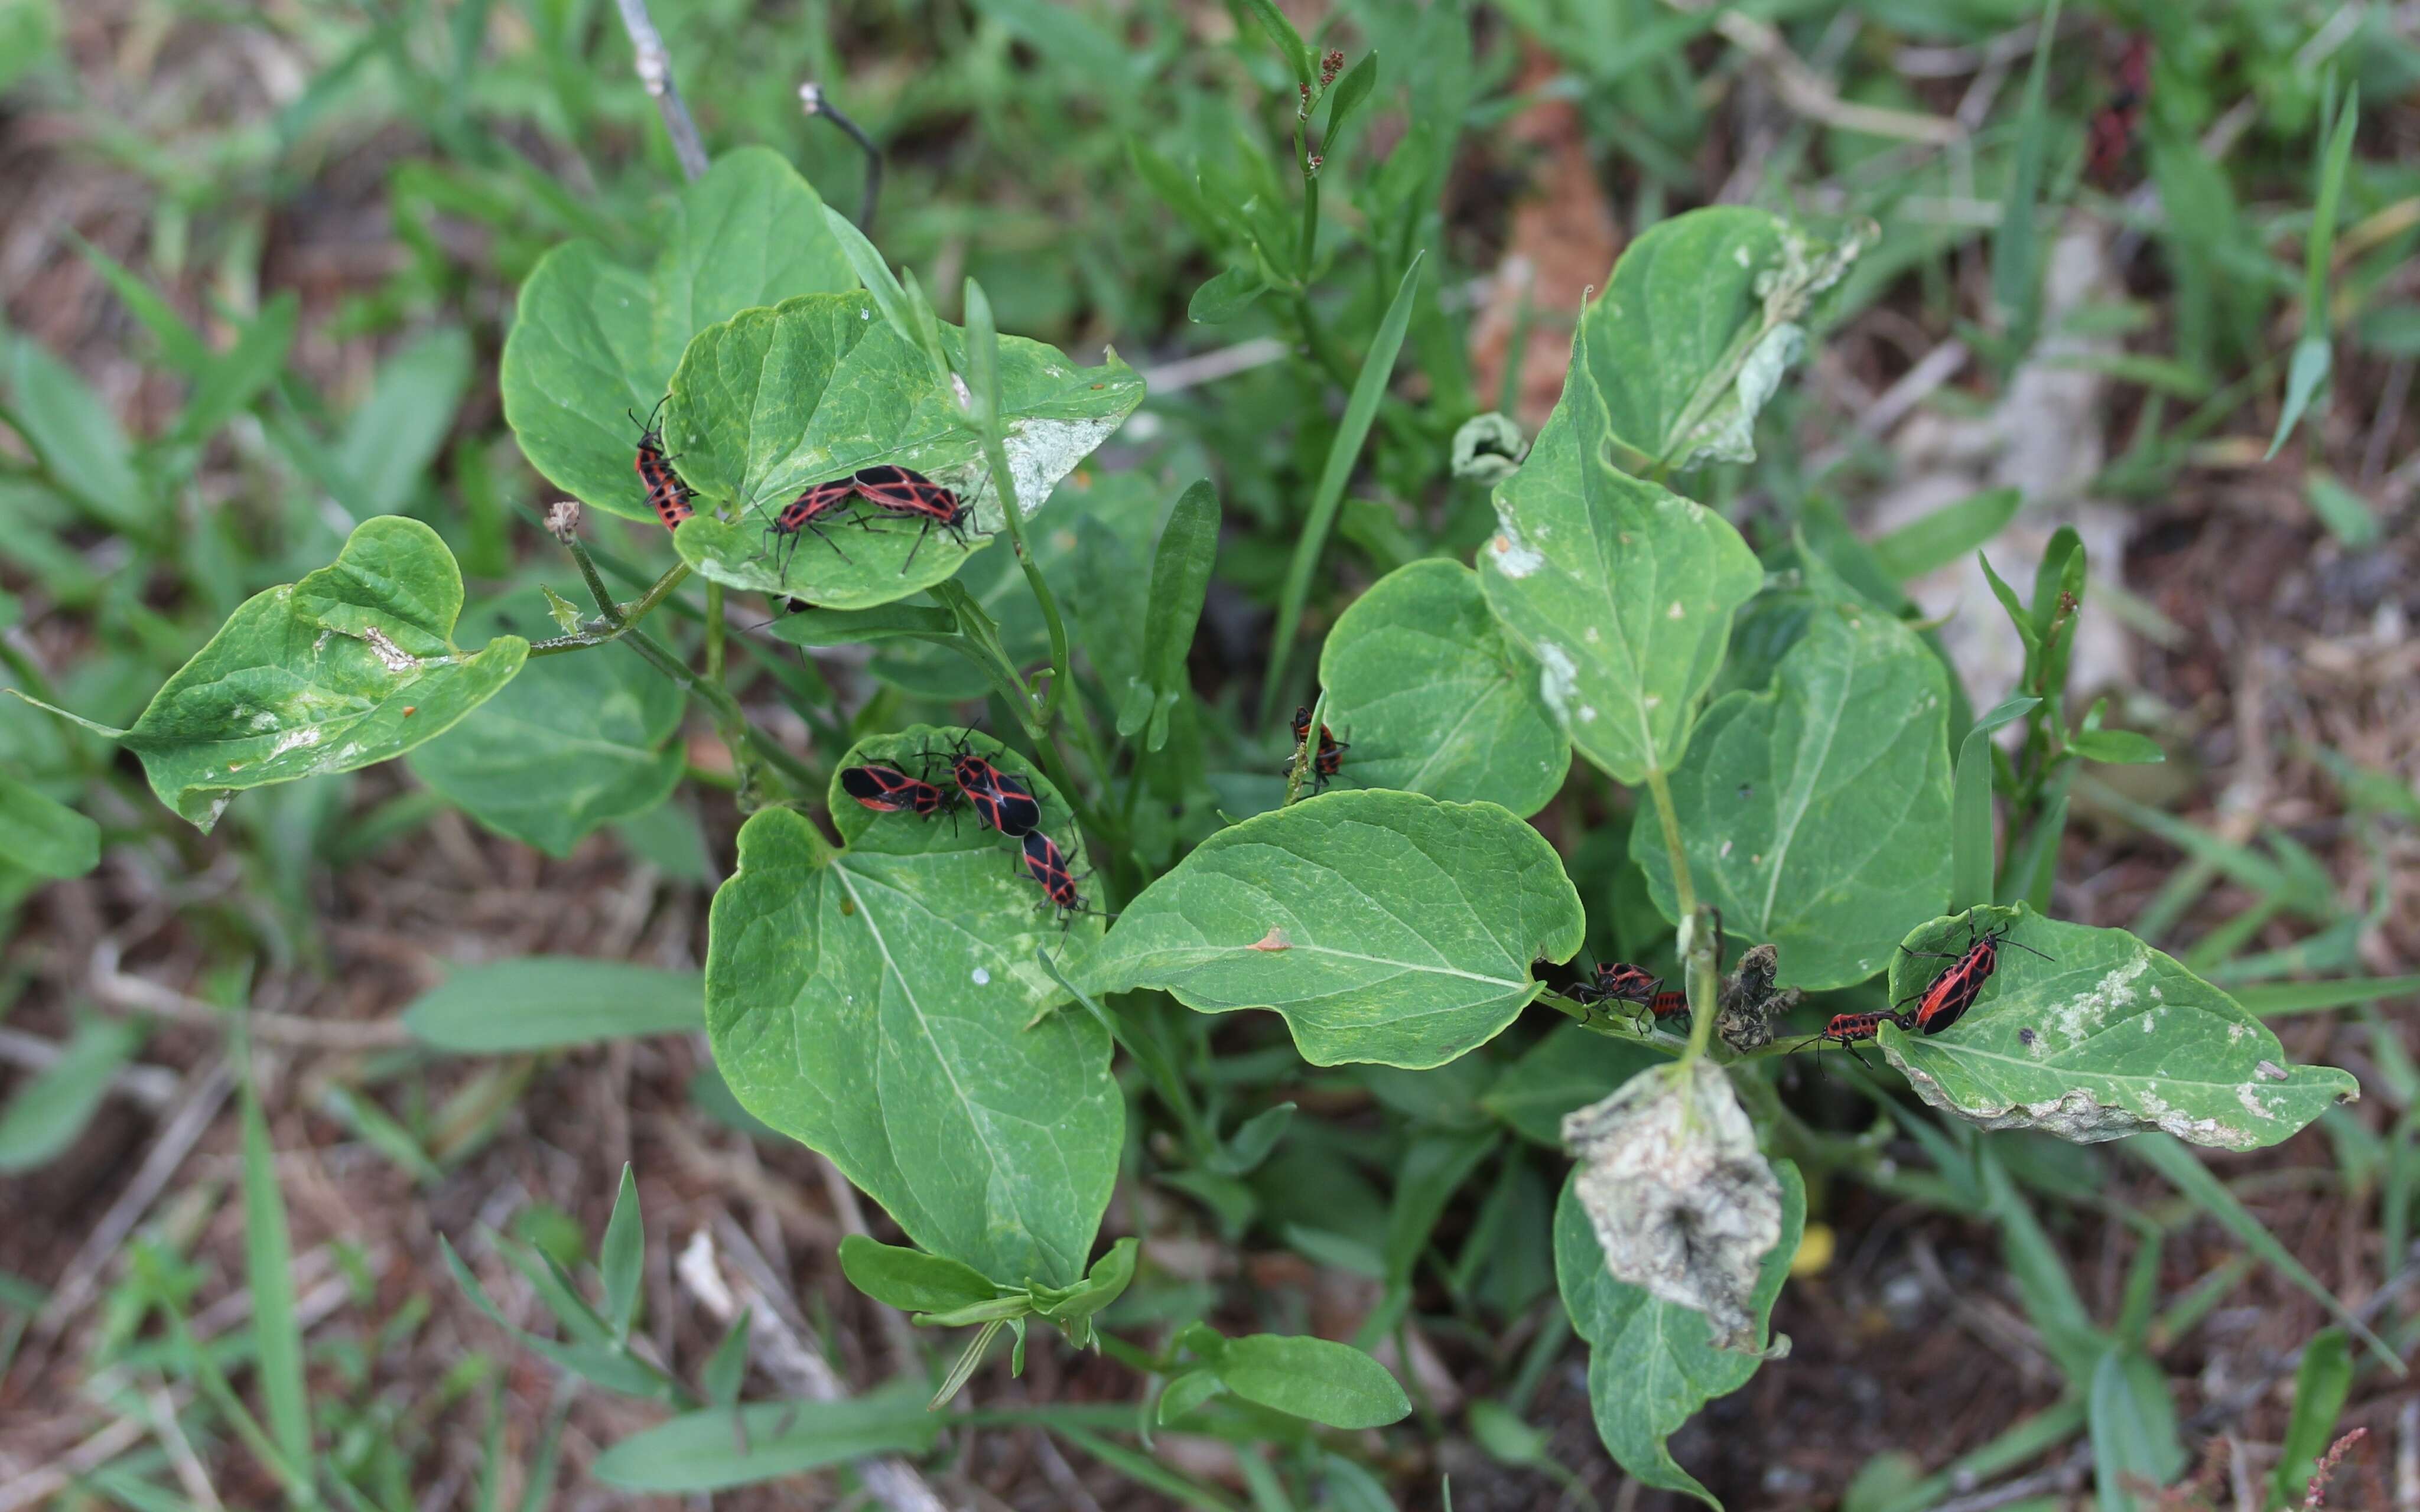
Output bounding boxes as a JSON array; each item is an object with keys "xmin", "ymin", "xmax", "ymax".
[{"xmin": 799, "ymin": 81, "xmax": 883, "ymax": 231}]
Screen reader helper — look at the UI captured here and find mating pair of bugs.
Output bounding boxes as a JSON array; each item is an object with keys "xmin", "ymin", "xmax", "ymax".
[
  {"xmin": 1804, "ymin": 920, "xmax": 2052, "ymax": 1065},
  {"xmin": 631, "ymin": 402, "xmax": 974, "ymax": 578},
  {"xmin": 839, "ymin": 744, "xmax": 1092, "ymax": 923},
  {"xmin": 1289, "ymin": 706, "xmax": 1348, "ymax": 794}
]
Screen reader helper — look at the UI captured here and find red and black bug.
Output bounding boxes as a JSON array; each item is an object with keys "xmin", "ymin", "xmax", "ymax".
[
  {"xmin": 945, "ymin": 748, "xmax": 1042, "ymax": 838},
  {"xmin": 1570, "ymin": 962, "xmax": 1662, "ymax": 1008},
  {"xmin": 1793, "ymin": 1009, "xmax": 1906, "ymax": 1070},
  {"xmin": 1017, "ymin": 829, "xmax": 1087, "ymax": 924},
  {"xmin": 2086, "ymin": 34, "xmax": 2152, "ymax": 187},
  {"xmin": 1647, "ymin": 990, "xmax": 1689, "ymax": 1022},
  {"xmin": 632, "ymin": 399, "xmax": 696, "ymax": 530},
  {"xmin": 1289, "ymin": 705, "xmax": 1349, "ymax": 793},
  {"xmin": 840, "ymin": 762, "xmax": 953, "ymax": 819},
  {"xmin": 1896, "ymin": 920, "xmax": 2053, "ymax": 1036},
  {"xmin": 764, "ymin": 475, "xmax": 864, "ymax": 578},
  {"xmin": 851, "ymin": 464, "xmax": 974, "ymax": 573}
]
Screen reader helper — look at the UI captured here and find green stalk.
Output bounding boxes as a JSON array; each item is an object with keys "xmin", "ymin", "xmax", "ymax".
[
  {"xmin": 704, "ymin": 581, "xmax": 725, "ymax": 685},
  {"xmin": 1645, "ymin": 765, "xmax": 1721, "ymax": 1067}
]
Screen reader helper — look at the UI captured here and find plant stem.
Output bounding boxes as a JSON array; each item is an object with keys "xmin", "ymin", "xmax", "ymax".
[
  {"xmin": 565, "ymin": 535, "xmax": 626, "ymax": 628},
  {"xmin": 704, "ymin": 581, "xmax": 725, "ymax": 685},
  {"xmin": 1644, "ymin": 765, "xmax": 1722, "ymax": 1067},
  {"xmin": 979, "ymin": 438, "xmax": 1072, "ymax": 730}
]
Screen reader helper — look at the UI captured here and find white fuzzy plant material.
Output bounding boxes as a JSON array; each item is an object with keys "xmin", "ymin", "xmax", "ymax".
[{"xmin": 1562, "ymin": 1057, "xmax": 1782, "ymax": 1351}]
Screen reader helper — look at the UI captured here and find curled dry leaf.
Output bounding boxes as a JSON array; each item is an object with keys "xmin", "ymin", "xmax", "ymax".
[{"xmin": 1562, "ymin": 1058, "xmax": 1781, "ymax": 1351}]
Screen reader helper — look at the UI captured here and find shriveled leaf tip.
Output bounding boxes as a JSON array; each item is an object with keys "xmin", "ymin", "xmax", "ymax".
[{"xmin": 1563, "ymin": 1059, "xmax": 1782, "ymax": 1352}]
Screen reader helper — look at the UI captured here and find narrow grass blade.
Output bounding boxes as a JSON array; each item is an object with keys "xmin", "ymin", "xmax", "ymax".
[
  {"xmin": 1870, "ymin": 487, "xmax": 2021, "ymax": 582},
  {"xmin": 1261, "ymin": 251, "xmax": 1425, "ymax": 724},
  {"xmin": 600, "ymin": 1162, "xmax": 643, "ymax": 1341},
  {"xmin": 1951, "ymin": 695, "xmax": 2037, "ymax": 911},
  {"xmin": 2273, "ymin": 1328, "xmax": 2353, "ymax": 1507},
  {"xmin": 2089, "ymin": 1348, "xmax": 2185, "ymax": 1512},
  {"xmin": 0, "ymin": 1016, "xmax": 144, "ymax": 1171},
  {"xmin": 1050, "ymin": 1424, "xmax": 1247, "ymax": 1512},
  {"xmin": 1990, "ymin": 0, "xmax": 2066, "ymax": 347},
  {"xmin": 2236, "ymin": 977, "xmax": 2420, "ymax": 1016},
  {"xmin": 2126, "ymin": 1134, "xmax": 2401, "ymax": 1371},
  {"xmin": 2268, "ymin": 86, "xmax": 2360, "ymax": 459},
  {"xmin": 240, "ymin": 1070, "xmax": 314, "ymax": 1487}
]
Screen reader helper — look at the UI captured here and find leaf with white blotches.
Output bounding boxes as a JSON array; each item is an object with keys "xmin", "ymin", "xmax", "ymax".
[
  {"xmin": 1477, "ymin": 397, "xmax": 1762, "ymax": 786},
  {"xmin": 1881, "ymin": 905, "xmax": 2358, "ymax": 1150},
  {"xmin": 1555, "ymin": 1158, "xmax": 1802, "ymax": 1508},
  {"xmin": 664, "ymin": 293, "xmax": 1141, "ymax": 610},
  {"xmin": 44, "ymin": 518, "xmax": 527, "ymax": 832},
  {"xmin": 1562, "ymin": 1057, "xmax": 1783, "ymax": 1351}
]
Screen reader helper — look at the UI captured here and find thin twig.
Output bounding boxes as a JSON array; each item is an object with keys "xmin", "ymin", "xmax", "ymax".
[
  {"xmin": 676, "ymin": 1223, "xmax": 949, "ymax": 1512},
  {"xmin": 800, "ymin": 82, "xmax": 882, "ymax": 230},
  {"xmin": 612, "ymin": 0, "xmax": 709, "ymax": 182},
  {"xmin": 90, "ymin": 941, "xmax": 406, "ymax": 1050},
  {"xmin": 1695, "ymin": 5, "xmax": 1964, "ymax": 144}
]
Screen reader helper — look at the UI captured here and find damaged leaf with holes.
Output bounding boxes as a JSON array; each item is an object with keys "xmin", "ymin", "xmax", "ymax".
[
  {"xmin": 23, "ymin": 517, "xmax": 528, "ymax": 832},
  {"xmin": 1879, "ymin": 905, "xmax": 2358, "ymax": 1149}
]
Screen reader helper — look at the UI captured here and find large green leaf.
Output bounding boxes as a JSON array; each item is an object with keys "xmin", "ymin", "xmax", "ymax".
[
  {"xmin": 408, "ymin": 605, "xmax": 684, "ymax": 856},
  {"xmin": 1881, "ymin": 905, "xmax": 2359, "ymax": 1149},
  {"xmin": 663, "ymin": 292, "xmax": 1143, "ymax": 610},
  {"xmin": 706, "ymin": 728, "xmax": 1119, "ymax": 1286},
  {"xmin": 1554, "ymin": 1161, "xmax": 1803, "ymax": 1508},
  {"xmin": 1319, "ymin": 559, "xmax": 1569, "ymax": 816},
  {"xmin": 48, "ymin": 518, "xmax": 526, "ymax": 831},
  {"xmin": 1631, "ymin": 602, "xmax": 1952, "ymax": 989},
  {"xmin": 1582, "ymin": 207, "xmax": 1860, "ymax": 472},
  {"xmin": 1476, "ymin": 353, "xmax": 1763, "ymax": 786},
  {"xmin": 1079, "ymin": 790, "xmax": 1584, "ymax": 1069},
  {"xmin": 499, "ymin": 148, "xmax": 857, "ymax": 523}
]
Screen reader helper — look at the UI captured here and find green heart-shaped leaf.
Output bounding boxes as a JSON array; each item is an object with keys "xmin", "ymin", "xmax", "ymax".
[
  {"xmin": 101, "ymin": 518, "xmax": 525, "ymax": 830},
  {"xmin": 499, "ymin": 148, "xmax": 857, "ymax": 523},
  {"xmin": 1477, "ymin": 382, "xmax": 1763, "ymax": 785},
  {"xmin": 1319, "ymin": 559, "xmax": 1569, "ymax": 816},
  {"xmin": 1554, "ymin": 1161, "xmax": 1803, "ymax": 1508},
  {"xmin": 662, "ymin": 292, "xmax": 1143, "ymax": 609},
  {"xmin": 1632, "ymin": 601, "xmax": 1952, "ymax": 989},
  {"xmin": 1079, "ymin": 790, "xmax": 1583, "ymax": 1069},
  {"xmin": 705, "ymin": 728, "xmax": 1118, "ymax": 1286},
  {"xmin": 406, "ymin": 604, "xmax": 685, "ymax": 856},
  {"xmin": 1881, "ymin": 905, "xmax": 2359, "ymax": 1149}
]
